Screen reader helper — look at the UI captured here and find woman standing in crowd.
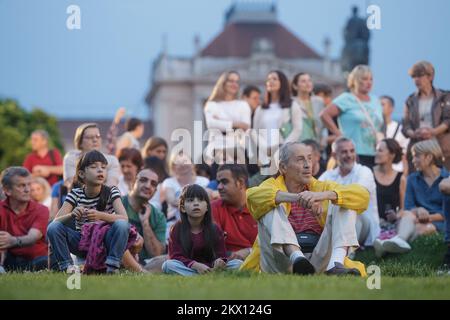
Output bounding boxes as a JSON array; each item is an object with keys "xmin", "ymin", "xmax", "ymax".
[
  {"xmin": 320, "ymin": 65, "xmax": 383, "ymax": 169},
  {"xmin": 161, "ymin": 153, "xmax": 209, "ymax": 241},
  {"xmin": 117, "ymin": 148, "xmax": 143, "ymax": 196},
  {"xmin": 162, "ymin": 184, "xmax": 242, "ymax": 276},
  {"xmin": 64, "ymin": 123, "xmax": 121, "ymax": 187},
  {"xmin": 252, "ymin": 71, "xmax": 300, "ymax": 152},
  {"xmin": 291, "ymin": 72, "xmax": 325, "ymax": 144},
  {"xmin": 402, "ymin": 61, "xmax": 450, "ymax": 170},
  {"xmin": 115, "ymin": 118, "xmax": 145, "ymax": 158},
  {"xmin": 380, "ymin": 95, "xmax": 409, "ymax": 174},
  {"xmin": 204, "ymin": 71, "xmax": 251, "ymax": 165},
  {"xmin": 30, "ymin": 177, "xmax": 52, "ymax": 211},
  {"xmin": 373, "ymin": 139, "xmax": 406, "ymax": 240},
  {"xmin": 373, "ymin": 140, "xmax": 448, "ymax": 257}
]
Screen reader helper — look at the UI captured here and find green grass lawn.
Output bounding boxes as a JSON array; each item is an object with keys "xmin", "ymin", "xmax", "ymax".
[
  {"xmin": 1, "ymin": 234, "xmax": 449, "ymax": 300},
  {"xmin": 355, "ymin": 233, "xmax": 449, "ymax": 277}
]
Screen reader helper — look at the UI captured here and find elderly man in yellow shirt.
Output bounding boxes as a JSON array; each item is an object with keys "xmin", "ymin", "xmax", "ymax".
[{"xmin": 242, "ymin": 142, "xmax": 370, "ymax": 275}]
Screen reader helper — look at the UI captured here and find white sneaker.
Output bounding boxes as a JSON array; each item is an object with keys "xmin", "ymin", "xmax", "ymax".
[
  {"xmin": 66, "ymin": 265, "xmax": 80, "ymax": 274},
  {"xmin": 383, "ymin": 236, "xmax": 411, "ymax": 254},
  {"xmin": 373, "ymin": 239, "xmax": 386, "ymax": 258},
  {"xmin": 437, "ymin": 269, "xmax": 450, "ymax": 276},
  {"xmin": 0, "ymin": 265, "xmax": 6, "ymax": 274}
]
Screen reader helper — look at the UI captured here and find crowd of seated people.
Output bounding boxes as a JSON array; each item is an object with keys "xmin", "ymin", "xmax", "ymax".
[{"xmin": 1, "ymin": 60, "xmax": 450, "ymax": 276}]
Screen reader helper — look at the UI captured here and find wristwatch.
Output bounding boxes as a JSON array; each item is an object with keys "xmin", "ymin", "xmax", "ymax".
[{"xmin": 15, "ymin": 237, "xmax": 23, "ymax": 248}]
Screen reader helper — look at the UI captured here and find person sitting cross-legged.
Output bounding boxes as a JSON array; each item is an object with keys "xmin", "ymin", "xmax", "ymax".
[
  {"xmin": 162, "ymin": 184, "xmax": 243, "ymax": 276},
  {"xmin": 47, "ymin": 151, "xmax": 133, "ymax": 274},
  {"xmin": 241, "ymin": 142, "xmax": 370, "ymax": 276},
  {"xmin": 212, "ymin": 164, "xmax": 258, "ymax": 261}
]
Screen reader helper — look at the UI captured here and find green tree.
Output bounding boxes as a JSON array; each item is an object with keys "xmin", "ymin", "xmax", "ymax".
[{"xmin": 0, "ymin": 99, "xmax": 64, "ymax": 171}]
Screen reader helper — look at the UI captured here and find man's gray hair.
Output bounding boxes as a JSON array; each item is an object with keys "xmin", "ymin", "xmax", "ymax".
[
  {"xmin": 331, "ymin": 136, "xmax": 353, "ymax": 153},
  {"xmin": 32, "ymin": 129, "xmax": 50, "ymax": 141},
  {"xmin": 279, "ymin": 142, "xmax": 304, "ymax": 167},
  {"xmin": 1, "ymin": 167, "xmax": 30, "ymax": 189}
]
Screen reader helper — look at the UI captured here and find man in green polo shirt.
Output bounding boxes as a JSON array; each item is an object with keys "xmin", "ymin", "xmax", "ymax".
[{"xmin": 122, "ymin": 169, "xmax": 166, "ymax": 267}]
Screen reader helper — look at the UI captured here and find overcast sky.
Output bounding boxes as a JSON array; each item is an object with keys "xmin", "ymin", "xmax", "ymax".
[{"xmin": 1, "ymin": 0, "xmax": 449, "ymax": 121}]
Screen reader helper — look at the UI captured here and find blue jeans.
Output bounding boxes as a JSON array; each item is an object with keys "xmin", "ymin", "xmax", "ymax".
[
  {"xmin": 444, "ymin": 196, "xmax": 450, "ymax": 244},
  {"xmin": 47, "ymin": 220, "xmax": 130, "ymax": 271},
  {"xmin": 162, "ymin": 259, "xmax": 243, "ymax": 276},
  {"xmin": 3, "ymin": 253, "xmax": 48, "ymax": 272}
]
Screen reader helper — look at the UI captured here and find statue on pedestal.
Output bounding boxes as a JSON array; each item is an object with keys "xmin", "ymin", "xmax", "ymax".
[{"xmin": 341, "ymin": 6, "xmax": 370, "ymax": 73}]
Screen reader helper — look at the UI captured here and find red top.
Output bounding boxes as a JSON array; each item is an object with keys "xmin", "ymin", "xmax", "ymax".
[
  {"xmin": 211, "ymin": 199, "xmax": 258, "ymax": 252},
  {"xmin": 168, "ymin": 222, "xmax": 227, "ymax": 268},
  {"xmin": 0, "ymin": 199, "xmax": 49, "ymax": 260},
  {"xmin": 23, "ymin": 149, "xmax": 62, "ymax": 186},
  {"xmin": 289, "ymin": 202, "xmax": 323, "ymax": 235}
]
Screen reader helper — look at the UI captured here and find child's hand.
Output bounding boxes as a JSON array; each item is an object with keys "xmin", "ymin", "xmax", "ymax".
[
  {"xmin": 192, "ymin": 262, "xmax": 211, "ymax": 274},
  {"xmin": 86, "ymin": 209, "xmax": 104, "ymax": 222},
  {"xmin": 213, "ymin": 258, "xmax": 226, "ymax": 270},
  {"xmin": 71, "ymin": 207, "xmax": 85, "ymax": 221}
]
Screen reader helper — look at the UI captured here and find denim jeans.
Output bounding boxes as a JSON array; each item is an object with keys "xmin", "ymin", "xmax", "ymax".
[
  {"xmin": 443, "ymin": 196, "xmax": 450, "ymax": 244},
  {"xmin": 3, "ymin": 253, "xmax": 48, "ymax": 272},
  {"xmin": 162, "ymin": 259, "xmax": 243, "ymax": 276},
  {"xmin": 47, "ymin": 220, "xmax": 130, "ymax": 271}
]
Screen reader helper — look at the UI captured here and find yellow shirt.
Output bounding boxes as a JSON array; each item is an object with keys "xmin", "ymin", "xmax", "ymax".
[{"xmin": 241, "ymin": 175, "xmax": 370, "ymax": 274}]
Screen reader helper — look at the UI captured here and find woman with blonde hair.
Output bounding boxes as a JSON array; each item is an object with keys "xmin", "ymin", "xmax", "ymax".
[
  {"xmin": 373, "ymin": 139, "xmax": 448, "ymax": 257},
  {"xmin": 204, "ymin": 71, "xmax": 251, "ymax": 164},
  {"xmin": 320, "ymin": 65, "xmax": 383, "ymax": 169},
  {"xmin": 161, "ymin": 152, "xmax": 209, "ymax": 240},
  {"xmin": 63, "ymin": 123, "xmax": 120, "ymax": 187},
  {"xmin": 30, "ymin": 177, "xmax": 52, "ymax": 211}
]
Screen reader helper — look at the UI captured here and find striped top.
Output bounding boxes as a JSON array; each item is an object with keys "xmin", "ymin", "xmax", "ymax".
[
  {"xmin": 288, "ymin": 202, "xmax": 323, "ymax": 235},
  {"xmin": 65, "ymin": 186, "xmax": 121, "ymax": 231}
]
